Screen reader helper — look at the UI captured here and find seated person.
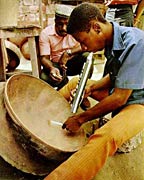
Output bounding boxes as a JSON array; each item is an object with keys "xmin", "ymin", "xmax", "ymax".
[{"xmin": 39, "ymin": 4, "xmax": 92, "ymax": 90}]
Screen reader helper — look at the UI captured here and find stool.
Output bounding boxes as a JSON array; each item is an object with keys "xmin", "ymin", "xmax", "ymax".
[{"xmin": 0, "ymin": 26, "xmax": 41, "ymax": 81}]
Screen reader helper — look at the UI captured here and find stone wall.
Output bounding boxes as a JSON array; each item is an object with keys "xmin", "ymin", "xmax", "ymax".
[{"xmin": 18, "ymin": 0, "xmax": 42, "ymax": 27}]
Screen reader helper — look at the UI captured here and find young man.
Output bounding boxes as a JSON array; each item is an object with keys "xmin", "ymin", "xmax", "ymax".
[
  {"xmin": 39, "ymin": 4, "xmax": 90, "ymax": 90},
  {"xmin": 44, "ymin": 3, "xmax": 144, "ymax": 180}
]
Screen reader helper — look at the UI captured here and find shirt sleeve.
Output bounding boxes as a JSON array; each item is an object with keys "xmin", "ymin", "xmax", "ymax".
[
  {"xmin": 39, "ymin": 29, "xmax": 51, "ymax": 56},
  {"xmin": 115, "ymin": 39, "xmax": 144, "ymax": 89}
]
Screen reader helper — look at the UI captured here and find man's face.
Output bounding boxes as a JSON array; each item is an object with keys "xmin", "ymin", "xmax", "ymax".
[
  {"xmin": 72, "ymin": 25, "xmax": 106, "ymax": 52},
  {"xmin": 55, "ymin": 17, "xmax": 69, "ymax": 37}
]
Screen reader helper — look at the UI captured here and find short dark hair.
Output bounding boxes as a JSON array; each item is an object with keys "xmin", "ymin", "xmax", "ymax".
[{"xmin": 67, "ymin": 3, "xmax": 107, "ymax": 34}]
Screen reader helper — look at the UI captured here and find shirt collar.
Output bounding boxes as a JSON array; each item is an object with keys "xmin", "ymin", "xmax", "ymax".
[
  {"xmin": 111, "ymin": 22, "xmax": 125, "ymax": 51},
  {"xmin": 105, "ymin": 22, "xmax": 126, "ymax": 59},
  {"xmin": 48, "ymin": 24, "xmax": 61, "ymax": 37}
]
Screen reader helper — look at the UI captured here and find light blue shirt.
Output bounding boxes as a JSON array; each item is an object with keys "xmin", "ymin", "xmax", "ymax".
[{"xmin": 105, "ymin": 22, "xmax": 144, "ymax": 105}]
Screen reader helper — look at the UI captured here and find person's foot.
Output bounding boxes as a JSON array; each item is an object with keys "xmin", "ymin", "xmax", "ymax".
[{"xmin": 80, "ymin": 98, "xmax": 91, "ymax": 111}]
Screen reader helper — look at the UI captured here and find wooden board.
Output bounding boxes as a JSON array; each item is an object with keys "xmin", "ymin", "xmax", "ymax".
[{"xmin": 0, "ymin": 0, "xmax": 18, "ymax": 28}]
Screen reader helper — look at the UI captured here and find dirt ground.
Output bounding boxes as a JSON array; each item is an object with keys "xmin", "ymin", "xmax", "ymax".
[{"xmin": 94, "ymin": 135, "xmax": 144, "ymax": 180}]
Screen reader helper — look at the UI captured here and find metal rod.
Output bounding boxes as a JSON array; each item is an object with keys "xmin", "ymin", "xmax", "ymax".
[{"xmin": 48, "ymin": 120, "xmax": 63, "ymax": 126}]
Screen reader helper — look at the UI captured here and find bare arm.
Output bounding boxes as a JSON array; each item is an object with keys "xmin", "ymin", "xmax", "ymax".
[
  {"xmin": 134, "ymin": 0, "xmax": 144, "ymax": 26},
  {"xmin": 62, "ymin": 87, "xmax": 133, "ymax": 132},
  {"xmin": 79, "ymin": 88, "xmax": 132, "ymax": 123},
  {"xmin": 84, "ymin": 74, "xmax": 112, "ymax": 99},
  {"xmin": 89, "ymin": 74, "xmax": 112, "ymax": 92},
  {"xmin": 41, "ymin": 55, "xmax": 53, "ymax": 70},
  {"xmin": 59, "ymin": 44, "xmax": 82, "ymax": 69},
  {"xmin": 70, "ymin": 44, "xmax": 82, "ymax": 55}
]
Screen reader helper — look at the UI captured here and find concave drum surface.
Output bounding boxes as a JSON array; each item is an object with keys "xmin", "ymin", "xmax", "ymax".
[{"xmin": 4, "ymin": 74, "xmax": 86, "ymax": 162}]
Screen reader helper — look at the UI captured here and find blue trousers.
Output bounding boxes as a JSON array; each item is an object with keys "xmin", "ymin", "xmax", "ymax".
[{"xmin": 105, "ymin": 4, "xmax": 134, "ymax": 27}]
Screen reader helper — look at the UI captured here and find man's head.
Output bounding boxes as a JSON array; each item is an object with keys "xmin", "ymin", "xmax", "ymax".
[
  {"xmin": 55, "ymin": 4, "xmax": 73, "ymax": 37},
  {"xmin": 67, "ymin": 3, "xmax": 111, "ymax": 52}
]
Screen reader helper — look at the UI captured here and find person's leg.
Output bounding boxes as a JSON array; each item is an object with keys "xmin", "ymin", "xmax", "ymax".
[
  {"xmin": 58, "ymin": 77, "xmax": 79, "ymax": 100},
  {"xmin": 115, "ymin": 6, "xmax": 134, "ymax": 27},
  {"xmin": 58, "ymin": 77, "xmax": 108, "ymax": 111},
  {"xmin": 58, "ymin": 77, "xmax": 96, "ymax": 101},
  {"xmin": 40, "ymin": 69, "xmax": 67, "ymax": 89},
  {"xmin": 105, "ymin": 6, "xmax": 134, "ymax": 27},
  {"xmin": 44, "ymin": 104, "xmax": 144, "ymax": 180}
]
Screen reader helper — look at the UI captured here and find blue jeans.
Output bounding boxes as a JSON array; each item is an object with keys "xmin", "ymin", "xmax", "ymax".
[{"xmin": 105, "ymin": 4, "xmax": 134, "ymax": 27}]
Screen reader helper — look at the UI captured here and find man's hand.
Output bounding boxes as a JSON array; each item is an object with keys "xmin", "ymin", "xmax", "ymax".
[
  {"xmin": 59, "ymin": 51, "xmax": 72, "ymax": 70},
  {"xmin": 84, "ymin": 85, "xmax": 92, "ymax": 98},
  {"xmin": 69, "ymin": 89, "xmax": 76, "ymax": 103},
  {"xmin": 50, "ymin": 67, "xmax": 62, "ymax": 82},
  {"xmin": 62, "ymin": 114, "xmax": 84, "ymax": 133}
]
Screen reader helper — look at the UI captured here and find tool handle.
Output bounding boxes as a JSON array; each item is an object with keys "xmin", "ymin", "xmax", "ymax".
[{"xmin": 71, "ymin": 52, "xmax": 93, "ymax": 113}]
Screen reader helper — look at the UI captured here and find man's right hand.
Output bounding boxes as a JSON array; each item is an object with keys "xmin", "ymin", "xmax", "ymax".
[{"xmin": 50, "ymin": 67, "xmax": 63, "ymax": 82}]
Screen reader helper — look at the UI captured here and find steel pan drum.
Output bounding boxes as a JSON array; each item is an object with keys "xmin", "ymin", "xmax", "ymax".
[
  {"xmin": 4, "ymin": 74, "xmax": 86, "ymax": 162},
  {"xmin": 0, "ymin": 82, "xmax": 60, "ymax": 175},
  {"xmin": 1, "ymin": 80, "xmax": 144, "ymax": 178}
]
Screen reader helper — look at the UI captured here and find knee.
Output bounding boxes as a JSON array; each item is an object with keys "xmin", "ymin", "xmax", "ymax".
[
  {"xmin": 40, "ymin": 71, "xmax": 48, "ymax": 81},
  {"xmin": 89, "ymin": 123, "xmax": 121, "ymax": 154},
  {"xmin": 68, "ymin": 77, "xmax": 79, "ymax": 90}
]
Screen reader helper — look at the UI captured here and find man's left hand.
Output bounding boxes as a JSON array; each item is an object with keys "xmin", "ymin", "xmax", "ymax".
[{"xmin": 59, "ymin": 51, "xmax": 72, "ymax": 70}]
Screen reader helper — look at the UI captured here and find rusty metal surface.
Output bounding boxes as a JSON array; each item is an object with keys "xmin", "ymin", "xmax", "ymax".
[
  {"xmin": 0, "ymin": 74, "xmax": 85, "ymax": 178},
  {"xmin": 0, "ymin": 156, "xmax": 44, "ymax": 180},
  {"xmin": 4, "ymin": 74, "xmax": 86, "ymax": 159},
  {"xmin": 0, "ymin": 82, "xmax": 61, "ymax": 176}
]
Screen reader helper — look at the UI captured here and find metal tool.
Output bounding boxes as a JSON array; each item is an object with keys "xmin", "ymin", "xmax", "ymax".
[
  {"xmin": 48, "ymin": 120, "xmax": 63, "ymax": 126},
  {"xmin": 71, "ymin": 52, "xmax": 93, "ymax": 113}
]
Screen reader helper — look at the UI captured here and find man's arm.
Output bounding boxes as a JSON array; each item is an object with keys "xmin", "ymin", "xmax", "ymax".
[
  {"xmin": 41, "ymin": 55, "xmax": 53, "ymax": 70},
  {"xmin": 67, "ymin": 44, "xmax": 82, "ymax": 56},
  {"xmin": 79, "ymin": 88, "xmax": 132, "ymax": 123},
  {"xmin": 62, "ymin": 87, "xmax": 133, "ymax": 132},
  {"xmin": 134, "ymin": 0, "xmax": 144, "ymax": 26},
  {"xmin": 59, "ymin": 44, "xmax": 82, "ymax": 68}
]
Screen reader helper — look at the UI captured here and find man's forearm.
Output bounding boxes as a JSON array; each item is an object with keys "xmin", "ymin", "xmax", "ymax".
[
  {"xmin": 41, "ymin": 56, "xmax": 54, "ymax": 70},
  {"xmin": 90, "ymin": 74, "xmax": 111, "ymax": 92},
  {"xmin": 71, "ymin": 45, "xmax": 82, "ymax": 55},
  {"xmin": 66, "ymin": 45, "xmax": 82, "ymax": 57}
]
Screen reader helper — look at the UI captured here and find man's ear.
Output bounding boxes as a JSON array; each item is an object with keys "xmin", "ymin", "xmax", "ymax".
[{"xmin": 92, "ymin": 22, "xmax": 101, "ymax": 34}]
